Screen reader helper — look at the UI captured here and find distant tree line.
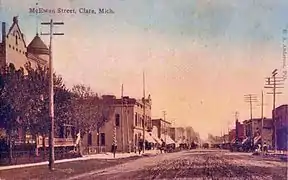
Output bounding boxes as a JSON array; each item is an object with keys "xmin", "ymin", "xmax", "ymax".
[{"xmin": 0, "ymin": 62, "xmax": 114, "ymax": 163}]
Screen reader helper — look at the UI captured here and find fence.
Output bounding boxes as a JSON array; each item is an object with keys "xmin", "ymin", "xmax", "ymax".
[
  {"xmin": 82, "ymin": 146, "xmax": 106, "ymax": 155},
  {"xmin": 0, "ymin": 147, "xmax": 80, "ymax": 166},
  {"xmin": 36, "ymin": 137, "xmax": 75, "ymax": 148}
]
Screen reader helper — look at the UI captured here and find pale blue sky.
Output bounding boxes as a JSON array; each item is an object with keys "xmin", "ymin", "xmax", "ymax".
[{"xmin": 1, "ymin": 0, "xmax": 288, "ymax": 138}]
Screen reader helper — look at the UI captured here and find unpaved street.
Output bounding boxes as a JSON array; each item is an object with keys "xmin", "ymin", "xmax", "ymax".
[{"xmin": 67, "ymin": 150, "xmax": 287, "ymax": 180}]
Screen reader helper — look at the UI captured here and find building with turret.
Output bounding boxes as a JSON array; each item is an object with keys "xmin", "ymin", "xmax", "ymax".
[{"xmin": 0, "ymin": 16, "xmax": 48, "ymax": 71}]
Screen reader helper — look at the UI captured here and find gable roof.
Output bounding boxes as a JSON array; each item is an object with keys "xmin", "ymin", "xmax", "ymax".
[{"xmin": 7, "ymin": 16, "xmax": 27, "ymax": 47}]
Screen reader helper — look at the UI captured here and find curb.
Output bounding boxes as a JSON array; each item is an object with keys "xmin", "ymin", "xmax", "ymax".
[{"xmin": 0, "ymin": 152, "xmax": 160, "ymax": 171}]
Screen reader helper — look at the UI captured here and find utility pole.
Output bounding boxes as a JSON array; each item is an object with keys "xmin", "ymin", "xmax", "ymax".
[
  {"xmin": 40, "ymin": 19, "xmax": 64, "ymax": 171},
  {"xmin": 112, "ymin": 111, "xmax": 117, "ymax": 158},
  {"xmin": 121, "ymin": 84, "xmax": 124, "ymax": 153},
  {"xmin": 244, "ymin": 94, "xmax": 258, "ymax": 121},
  {"xmin": 261, "ymin": 90, "xmax": 264, "ymax": 156},
  {"xmin": 227, "ymin": 120, "xmax": 231, "ymax": 143},
  {"xmin": 264, "ymin": 69, "xmax": 284, "ymax": 151},
  {"xmin": 255, "ymin": 91, "xmax": 268, "ymax": 156},
  {"xmin": 235, "ymin": 111, "xmax": 239, "ymax": 143},
  {"xmin": 163, "ymin": 111, "xmax": 167, "ymax": 144},
  {"xmin": 142, "ymin": 71, "xmax": 146, "ymax": 153},
  {"xmin": 124, "ymin": 95, "xmax": 130, "ymax": 153}
]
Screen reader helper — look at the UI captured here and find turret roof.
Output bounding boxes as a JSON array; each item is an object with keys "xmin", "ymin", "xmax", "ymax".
[{"xmin": 27, "ymin": 33, "xmax": 49, "ymax": 55}]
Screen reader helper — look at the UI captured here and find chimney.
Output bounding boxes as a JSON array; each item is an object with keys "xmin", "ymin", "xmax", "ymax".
[{"xmin": 2, "ymin": 22, "xmax": 6, "ymax": 43}]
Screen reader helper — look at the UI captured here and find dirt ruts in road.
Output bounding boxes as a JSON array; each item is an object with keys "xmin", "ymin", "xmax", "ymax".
[{"xmin": 69, "ymin": 150, "xmax": 287, "ymax": 180}]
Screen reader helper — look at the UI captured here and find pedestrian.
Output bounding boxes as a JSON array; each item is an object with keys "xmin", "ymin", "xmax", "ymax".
[
  {"xmin": 111, "ymin": 143, "xmax": 117, "ymax": 158},
  {"xmin": 263, "ymin": 142, "xmax": 268, "ymax": 154},
  {"xmin": 161, "ymin": 139, "xmax": 166, "ymax": 153},
  {"xmin": 159, "ymin": 139, "xmax": 162, "ymax": 153},
  {"xmin": 138, "ymin": 139, "xmax": 143, "ymax": 154}
]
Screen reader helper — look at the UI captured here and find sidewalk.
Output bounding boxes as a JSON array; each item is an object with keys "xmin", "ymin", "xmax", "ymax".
[
  {"xmin": 0, "ymin": 149, "xmax": 160, "ymax": 171},
  {"xmin": 267, "ymin": 150, "xmax": 288, "ymax": 155}
]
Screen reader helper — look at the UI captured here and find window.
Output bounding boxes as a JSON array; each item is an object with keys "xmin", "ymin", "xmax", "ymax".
[
  {"xmin": 9, "ymin": 44, "xmax": 11, "ymax": 48},
  {"xmin": 88, "ymin": 132, "xmax": 92, "ymax": 146},
  {"xmin": 139, "ymin": 117, "xmax": 142, "ymax": 127},
  {"xmin": 100, "ymin": 133, "xmax": 105, "ymax": 146},
  {"xmin": 135, "ymin": 113, "xmax": 138, "ymax": 126},
  {"xmin": 16, "ymin": 35, "xmax": 18, "ymax": 45},
  {"xmin": 134, "ymin": 134, "xmax": 137, "ymax": 146},
  {"xmin": 115, "ymin": 114, "xmax": 120, "ymax": 127}
]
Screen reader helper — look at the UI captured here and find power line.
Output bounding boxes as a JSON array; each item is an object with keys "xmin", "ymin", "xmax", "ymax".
[
  {"xmin": 264, "ymin": 69, "xmax": 284, "ymax": 151},
  {"xmin": 244, "ymin": 94, "xmax": 258, "ymax": 120},
  {"xmin": 40, "ymin": 19, "xmax": 64, "ymax": 171}
]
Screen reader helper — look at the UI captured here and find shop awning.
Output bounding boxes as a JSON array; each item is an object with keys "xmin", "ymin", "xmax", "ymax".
[
  {"xmin": 176, "ymin": 139, "xmax": 184, "ymax": 144},
  {"xmin": 150, "ymin": 133, "xmax": 161, "ymax": 144},
  {"xmin": 160, "ymin": 134, "xmax": 175, "ymax": 145},
  {"xmin": 254, "ymin": 136, "xmax": 261, "ymax": 145},
  {"xmin": 242, "ymin": 137, "xmax": 249, "ymax": 144},
  {"xmin": 145, "ymin": 133, "xmax": 156, "ymax": 143}
]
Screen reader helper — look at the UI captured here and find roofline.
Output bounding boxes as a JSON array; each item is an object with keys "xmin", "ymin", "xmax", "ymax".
[
  {"xmin": 7, "ymin": 17, "xmax": 27, "ymax": 48},
  {"xmin": 152, "ymin": 118, "xmax": 171, "ymax": 124},
  {"xmin": 275, "ymin": 104, "xmax": 288, "ymax": 110}
]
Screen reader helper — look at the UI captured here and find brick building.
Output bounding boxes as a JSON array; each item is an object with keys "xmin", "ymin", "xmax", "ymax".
[
  {"xmin": 175, "ymin": 127, "xmax": 185, "ymax": 143},
  {"xmin": 169, "ymin": 127, "xmax": 176, "ymax": 142},
  {"xmin": 273, "ymin": 104, "xmax": 288, "ymax": 150},
  {"xmin": 228, "ymin": 129, "xmax": 236, "ymax": 142},
  {"xmin": 82, "ymin": 95, "xmax": 152, "ymax": 153},
  {"xmin": 235, "ymin": 120, "xmax": 245, "ymax": 142},
  {"xmin": 151, "ymin": 118, "xmax": 171, "ymax": 139},
  {"xmin": 243, "ymin": 118, "xmax": 273, "ymax": 147}
]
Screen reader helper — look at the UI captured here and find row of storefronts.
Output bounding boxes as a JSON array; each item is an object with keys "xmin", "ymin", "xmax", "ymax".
[{"xmin": 221, "ymin": 104, "xmax": 287, "ymax": 151}]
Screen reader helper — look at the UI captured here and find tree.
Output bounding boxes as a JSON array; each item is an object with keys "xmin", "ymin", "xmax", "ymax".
[
  {"xmin": 71, "ymin": 84, "xmax": 96, "ymax": 99},
  {"xmin": 71, "ymin": 84, "xmax": 115, "ymax": 140},
  {"xmin": 0, "ymin": 63, "xmax": 28, "ymax": 163},
  {"xmin": 24, "ymin": 63, "xmax": 73, "ymax": 148}
]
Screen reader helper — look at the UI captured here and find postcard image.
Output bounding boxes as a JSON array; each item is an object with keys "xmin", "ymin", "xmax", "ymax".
[{"xmin": 0, "ymin": 0, "xmax": 287, "ymax": 179}]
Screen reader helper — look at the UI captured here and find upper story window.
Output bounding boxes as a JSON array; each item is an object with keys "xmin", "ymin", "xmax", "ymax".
[
  {"xmin": 135, "ymin": 113, "xmax": 138, "ymax": 126},
  {"xmin": 142, "ymin": 118, "xmax": 144, "ymax": 128},
  {"xmin": 115, "ymin": 114, "xmax": 120, "ymax": 127},
  {"xmin": 15, "ymin": 35, "xmax": 18, "ymax": 45},
  {"xmin": 139, "ymin": 117, "xmax": 142, "ymax": 127}
]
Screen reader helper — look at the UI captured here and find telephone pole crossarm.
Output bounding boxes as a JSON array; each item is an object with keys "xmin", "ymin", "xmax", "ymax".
[{"xmin": 244, "ymin": 94, "xmax": 258, "ymax": 120}]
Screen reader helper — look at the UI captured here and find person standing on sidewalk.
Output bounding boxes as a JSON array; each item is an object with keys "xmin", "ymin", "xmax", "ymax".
[
  {"xmin": 160, "ymin": 139, "xmax": 166, "ymax": 154},
  {"xmin": 138, "ymin": 139, "xmax": 143, "ymax": 155},
  {"xmin": 111, "ymin": 143, "xmax": 117, "ymax": 158},
  {"xmin": 263, "ymin": 142, "xmax": 268, "ymax": 155}
]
